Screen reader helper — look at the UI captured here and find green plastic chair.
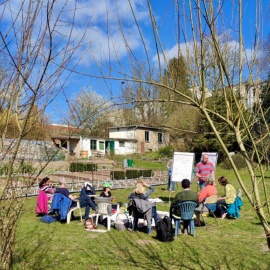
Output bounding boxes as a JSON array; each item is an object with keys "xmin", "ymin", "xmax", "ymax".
[{"xmin": 173, "ymin": 201, "xmax": 197, "ymax": 237}]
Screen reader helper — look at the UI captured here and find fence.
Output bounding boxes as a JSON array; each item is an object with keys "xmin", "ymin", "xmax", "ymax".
[{"xmin": 1, "ymin": 171, "xmax": 167, "ymax": 199}]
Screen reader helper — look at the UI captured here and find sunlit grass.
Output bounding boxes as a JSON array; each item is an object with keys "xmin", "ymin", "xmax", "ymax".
[{"xmin": 13, "ymin": 166, "xmax": 270, "ymax": 269}]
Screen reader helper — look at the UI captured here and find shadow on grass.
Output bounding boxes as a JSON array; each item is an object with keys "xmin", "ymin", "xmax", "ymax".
[
  {"xmin": 13, "ymin": 214, "xmax": 270, "ymax": 270},
  {"xmin": 13, "ymin": 226, "xmax": 59, "ymax": 270},
  {"xmin": 81, "ymin": 231, "xmax": 260, "ymax": 270},
  {"xmin": 12, "ymin": 197, "xmax": 267, "ymax": 270}
]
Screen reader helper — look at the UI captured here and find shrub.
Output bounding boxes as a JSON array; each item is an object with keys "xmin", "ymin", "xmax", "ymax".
[
  {"xmin": 144, "ymin": 152, "xmax": 160, "ymax": 160},
  {"xmin": 0, "ymin": 163, "xmax": 9, "ymax": 175},
  {"xmin": 221, "ymin": 153, "xmax": 247, "ymax": 170},
  {"xmin": 111, "ymin": 169, "xmax": 153, "ymax": 179},
  {"xmin": 140, "ymin": 169, "xmax": 152, "ymax": 177},
  {"xmin": 20, "ymin": 162, "xmax": 34, "ymax": 174},
  {"xmin": 126, "ymin": 170, "xmax": 141, "ymax": 179},
  {"xmin": 69, "ymin": 163, "xmax": 96, "ymax": 172},
  {"xmin": 158, "ymin": 146, "xmax": 174, "ymax": 158},
  {"xmin": 112, "ymin": 171, "xmax": 125, "ymax": 180}
]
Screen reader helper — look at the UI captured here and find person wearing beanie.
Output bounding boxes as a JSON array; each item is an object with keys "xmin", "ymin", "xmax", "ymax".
[{"xmin": 100, "ymin": 182, "xmax": 112, "ymax": 198}]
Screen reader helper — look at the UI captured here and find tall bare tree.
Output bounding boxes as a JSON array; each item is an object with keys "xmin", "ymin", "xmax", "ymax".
[
  {"xmin": 84, "ymin": 0, "xmax": 270, "ymax": 248},
  {"xmin": 0, "ymin": 1, "xmax": 97, "ymax": 268}
]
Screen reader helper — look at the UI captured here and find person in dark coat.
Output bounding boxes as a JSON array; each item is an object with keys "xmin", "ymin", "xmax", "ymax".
[{"xmin": 170, "ymin": 179, "xmax": 199, "ymax": 234}]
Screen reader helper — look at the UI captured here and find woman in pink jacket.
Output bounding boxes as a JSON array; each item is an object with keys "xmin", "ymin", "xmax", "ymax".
[
  {"xmin": 195, "ymin": 176, "xmax": 217, "ymax": 226},
  {"xmin": 36, "ymin": 177, "xmax": 55, "ymax": 215}
]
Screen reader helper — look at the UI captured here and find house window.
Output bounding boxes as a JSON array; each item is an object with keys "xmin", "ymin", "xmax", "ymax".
[
  {"xmin": 145, "ymin": 131, "xmax": 150, "ymax": 142},
  {"xmin": 99, "ymin": 141, "xmax": 105, "ymax": 150},
  {"xmin": 90, "ymin": 140, "xmax": 97, "ymax": 150},
  {"xmin": 158, "ymin": 132, "xmax": 163, "ymax": 143},
  {"xmin": 119, "ymin": 141, "xmax": 125, "ymax": 147}
]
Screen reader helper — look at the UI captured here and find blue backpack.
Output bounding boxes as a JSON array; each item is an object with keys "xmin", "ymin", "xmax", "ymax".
[{"xmin": 40, "ymin": 215, "xmax": 57, "ymax": 224}]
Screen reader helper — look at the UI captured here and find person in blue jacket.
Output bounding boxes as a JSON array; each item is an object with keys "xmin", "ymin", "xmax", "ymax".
[
  {"xmin": 55, "ymin": 177, "xmax": 77, "ymax": 207},
  {"xmin": 51, "ymin": 177, "xmax": 78, "ymax": 220}
]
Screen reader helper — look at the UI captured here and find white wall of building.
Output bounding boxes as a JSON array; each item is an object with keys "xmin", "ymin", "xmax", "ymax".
[
  {"xmin": 109, "ymin": 127, "xmax": 136, "ymax": 139},
  {"xmin": 113, "ymin": 141, "xmax": 137, "ymax": 155},
  {"xmin": 81, "ymin": 138, "xmax": 90, "ymax": 152}
]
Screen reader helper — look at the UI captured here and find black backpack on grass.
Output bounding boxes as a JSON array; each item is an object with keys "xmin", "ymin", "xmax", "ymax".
[{"xmin": 156, "ymin": 216, "xmax": 174, "ymax": 242}]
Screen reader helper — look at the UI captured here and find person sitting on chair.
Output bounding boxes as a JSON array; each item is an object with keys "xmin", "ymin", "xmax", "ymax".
[
  {"xmin": 39, "ymin": 177, "xmax": 55, "ymax": 200},
  {"xmin": 216, "ymin": 176, "xmax": 236, "ymax": 219},
  {"xmin": 51, "ymin": 177, "xmax": 78, "ymax": 221},
  {"xmin": 100, "ymin": 182, "xmax": 115, "ymax": 202},
  {"xmin": 128, "ymin": 180, "xmax": 160, "ymax": 234},
  {"xmin": 170, "ymin": 179, "xmax": 199, "ymax": 234},
  {"xmin": 100, "ymin": 182, "xmax": 112, "ymax": 197},
  {"xmin": 79, "ymin": 182, "xmax": 98, "ymax": 219},
  {"xmin": 36, "ymin": 177, "xmax": 56, "ymax": 215},
  {"xmin": 55, "ymin": 177, "xmax": 77, "ymax": 207},
  {"xmin": 194, "ymin": 175, "xmax": 217, "ymax": 226},
  {"xmin": 99, "ymin": 182, "xmax": 117, "ymax": 214}
]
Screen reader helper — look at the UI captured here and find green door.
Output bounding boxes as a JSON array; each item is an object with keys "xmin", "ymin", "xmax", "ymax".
[{"xmin": 110, "ymin": 141, "xmax": 115, "ymax": 155}]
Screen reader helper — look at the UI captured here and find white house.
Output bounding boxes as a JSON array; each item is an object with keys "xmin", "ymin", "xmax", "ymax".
[
  {"xmin": 50, "ymin": 124, "xmax": 169, "ymax": 158},
  {"xmin": 108, "ymin": 125, "xmax": 169, "ymax": 154}
]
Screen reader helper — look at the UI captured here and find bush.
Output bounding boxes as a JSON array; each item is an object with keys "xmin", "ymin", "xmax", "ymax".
[
  {"xmin": 111, "ymin": 169, "xmax": 153, "ymax": 179},
  {"xmin": 140, "ymin": 169, "xmax": 152, "ymax": 177},
  {"xmin": 0, "ymin": 163, "xmax": 9, "ymax": 175},
  {"xmin": 112, "ymin": 171, "xmax": 125, "ymax": 180},
  {"xmin": 126, "ymin": 170, "xmax": 141, "ymax": 179},
  {"xmin": 144, "ymin": 152, "xmax": 160, "ymax": 160},
  {"xmin": 70, "ymin": 163, "xmax": 97, "ymax": 172},
  {"xmin": 221, "ymin": 153, "xmax": 247, "ymax": 170},
  {"xmin": 0, "ymin": 162, "xmax": 34, "ymax": 175},
  {"xmin": 158, "ymin": 146, "xmax": 174, "ymax": 158},
  {"xmin": 20, "ymin": 162, "xmax": 34, "ymax": 174}
]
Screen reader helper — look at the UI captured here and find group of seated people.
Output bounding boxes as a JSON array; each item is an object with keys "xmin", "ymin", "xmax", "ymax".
[
  {"xmin": 170, "ymin": 176, "xmax": 242, "ymax": 234},
  {"xmin": 36, "ymin": 174, "xmax": 242, "ymax": 235},
  {"xmin": 36, "ymin": 176, "xmax": 161, "ymax": 233},
  {"xmin": 36, "ymin": 177, "xmax": 114, "ymax": 221}
]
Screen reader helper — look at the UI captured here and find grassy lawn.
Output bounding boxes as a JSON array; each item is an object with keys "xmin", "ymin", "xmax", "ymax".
[
  {"xmin": 112, "ymin": 154, "xmax": 168, "ymax": 170},
  {"xmin": 13, "ymin": 167, "xmax": 270, "ymax": 270}
]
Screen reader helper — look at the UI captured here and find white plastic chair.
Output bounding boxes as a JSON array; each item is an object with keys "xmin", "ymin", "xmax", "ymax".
[
  {"xmin": 66, "ymin": 201, "xmax": 83, "ymax": 224},
  {"xmin": 95, "ymin": 203, "xmax": 112, "ymax": 231}
]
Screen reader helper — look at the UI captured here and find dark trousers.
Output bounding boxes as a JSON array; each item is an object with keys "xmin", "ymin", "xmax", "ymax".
[
  {"xmin": 80, "ymin": 196, "xmax": 96, "ymax": 219},
  {"xmin": 152, "ymin": 206, "xmax": 160, "ymax": 226},
  {"xmin": 216, "ymin": 199, "xmax": 227, "ymax": 215}
]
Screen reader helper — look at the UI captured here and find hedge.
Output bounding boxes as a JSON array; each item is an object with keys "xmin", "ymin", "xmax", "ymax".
[
  {"xmin": 112, "ymin": 171, "xmax": 125, "ymax": 180},
  {"xmin": 111, "ymin": 169, "xmax": 153, "ymax": 180},
  {"xmin": 69, "ymin": 163, "xmax": 97, "ymax": 172}
]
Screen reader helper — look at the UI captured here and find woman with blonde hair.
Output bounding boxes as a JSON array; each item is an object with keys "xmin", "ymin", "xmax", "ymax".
[
  {"xmin": 128, "ymin": 180, "xmax": 160, "ymax": 233},
  {"xmin": 129, "ymin": 180, "xmax": 153, "ymax": 199}
]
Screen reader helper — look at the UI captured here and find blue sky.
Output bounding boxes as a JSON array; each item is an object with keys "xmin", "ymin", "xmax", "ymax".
[{"xmin": 1, "ymin": 1, "xmax": 269, "ymax": 124}]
